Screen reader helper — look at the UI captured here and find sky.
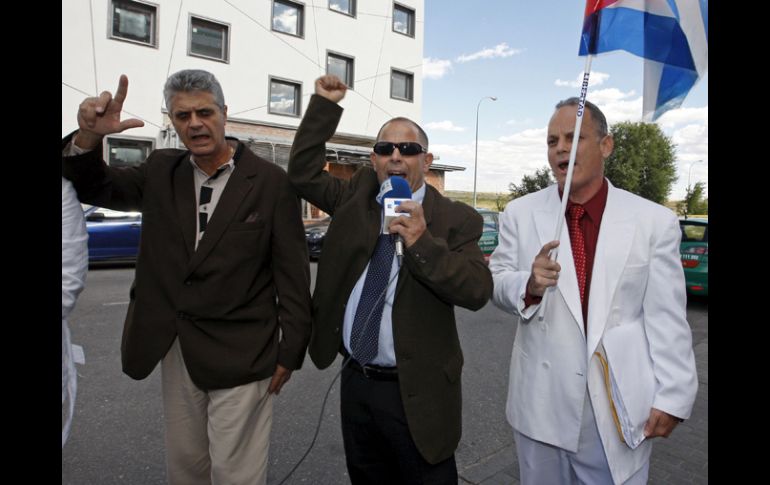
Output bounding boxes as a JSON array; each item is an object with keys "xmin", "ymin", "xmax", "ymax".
[{"xmin": 420, "ymin": 0, "xmax": 708, "ymax": 201}]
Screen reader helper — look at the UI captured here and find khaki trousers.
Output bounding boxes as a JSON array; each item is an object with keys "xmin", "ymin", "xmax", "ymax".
[{"xmin": 161, "ymin": 338, "xmax": 273, "ymax": 485}]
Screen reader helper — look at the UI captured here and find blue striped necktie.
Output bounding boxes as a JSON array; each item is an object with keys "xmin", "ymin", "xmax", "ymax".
[{"xmin": 350, "ymin": 234, "xmax": 396, "ymax": 364}]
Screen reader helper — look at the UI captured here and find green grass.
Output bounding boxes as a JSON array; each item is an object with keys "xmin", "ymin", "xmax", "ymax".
[{"xmin": 444, "ymin": 191, "xmax": 508, "ymax": 211}]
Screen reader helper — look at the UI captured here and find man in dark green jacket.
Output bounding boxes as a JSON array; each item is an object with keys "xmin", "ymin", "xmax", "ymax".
[
  {"xmin": 62, "ymin": 70, "xmax": 311, "ymax": 485},
  {"xmin": 288, "ymin": 75, "xmax": 493, "ymax": 484}
]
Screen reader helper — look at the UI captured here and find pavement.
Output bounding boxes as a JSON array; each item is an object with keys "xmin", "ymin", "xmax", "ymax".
[
  {"xmin": 62, "ymin": 267, "xmax": 707, "ymax": 484},
  {"xmin": 456, "ymin": 297, "xmax": 709, "ymax": 485}
]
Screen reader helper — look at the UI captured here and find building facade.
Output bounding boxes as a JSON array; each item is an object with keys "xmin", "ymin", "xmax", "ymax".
[{"xmin": 62, "ymin": 0, "xmax": 461, "ymax": 218}]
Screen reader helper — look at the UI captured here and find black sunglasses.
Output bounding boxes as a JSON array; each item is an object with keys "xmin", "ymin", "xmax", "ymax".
[{"xmin": 372, "ymin": 141, "xmax": 427, "ymax": 156}]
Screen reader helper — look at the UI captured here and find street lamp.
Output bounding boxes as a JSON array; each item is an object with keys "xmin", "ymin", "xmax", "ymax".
[
  {"xmin": 473, "ymin": 96, "xmax": 497, "ymax": 208},
  {"xmin": 687, "ymin": 159, "xmax": 703, "ymax": 188},
  {"xmin": 684, "ymin": 160, "xmax": 703, "ymax": 220}
]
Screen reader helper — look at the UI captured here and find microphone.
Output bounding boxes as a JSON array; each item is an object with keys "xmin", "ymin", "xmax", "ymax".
[{"xmin": 376, "ymin": 176, "xmax": 412, "ymax": 257}]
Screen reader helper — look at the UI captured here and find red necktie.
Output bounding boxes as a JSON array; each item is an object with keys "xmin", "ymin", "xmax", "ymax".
[{"xmin": 568, "ymin": 204, "xmax": 587, "ymax": 304}]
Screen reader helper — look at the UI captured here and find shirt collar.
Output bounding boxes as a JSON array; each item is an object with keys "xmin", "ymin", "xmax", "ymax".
[
  {"xmin": 564, "ymin": 178, "xmax": 608, "ymax": 225},
  {"xmin": 412, "ymin": 183, "xmax": 427, "ymax": 204}
]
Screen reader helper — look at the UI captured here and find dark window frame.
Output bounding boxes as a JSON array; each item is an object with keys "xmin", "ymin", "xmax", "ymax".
[
  {"xmin": 392, "ymin": 3, "xmax": 415, "ymax": 38},
  {"xmin": 390, "ymin": 68, "xmax": 414, "ymax": 102},
  {"xmin": 326, "ymin": 51, "xmax": 355, "ymax": 89},
  {"xmin": 328, "ymin": 0, "xmax": 356, "ymax": 17},
  {"xmin": 268, "ymin": 76, "xmax": 303, "ymax": 117},
  {"xmin": 271, "ymin": 0, "xmax": 305, "ymax": 38},
  {"xmin": 188, "ymin": 15, "xmax": 230, "ymax": 63},
  {"xmin": 104, "ymin": 136, "xmax": 155, "ymax": 168},
  {"xmin": 108, "ymin": 0, "xmax": 159, "ymax": 48}
]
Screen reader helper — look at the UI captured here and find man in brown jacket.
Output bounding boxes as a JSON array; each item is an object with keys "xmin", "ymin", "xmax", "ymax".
[
  {"xmin": 288, "ymin": 75, "xmax": 493, "ymax": 484},
  {"xmin": 62, "ymin": 70, "xmax": 311, "ymax": 485}
]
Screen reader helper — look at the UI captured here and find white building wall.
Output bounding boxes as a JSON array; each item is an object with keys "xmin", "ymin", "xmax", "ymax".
[{"xmin": 62, "ymin": 0, "xmax": 424, "ymax": 141}]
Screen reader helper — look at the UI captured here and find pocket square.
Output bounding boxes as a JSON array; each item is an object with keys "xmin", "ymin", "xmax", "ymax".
[{"xmin": 244, "ymin": 212, "xmax": 260, "ymax": 223}]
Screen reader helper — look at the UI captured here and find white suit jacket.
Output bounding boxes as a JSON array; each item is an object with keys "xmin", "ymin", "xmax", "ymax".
[
  {"xmin": 62, "ymin": 177, "xmax": 88, "ymax": 447},
  {"xmin": 489, "ymin": 181, "xmax": 697, "ymax": 484}
]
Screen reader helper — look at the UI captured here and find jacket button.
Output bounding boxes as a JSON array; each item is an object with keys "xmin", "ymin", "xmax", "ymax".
[
  {"xmin": 184, "ymin": 280, "xmax": 192, "ymax": 286},
  {"xmin": 334, "ymin": 327, "xmax": 340, "ymax": 334}
]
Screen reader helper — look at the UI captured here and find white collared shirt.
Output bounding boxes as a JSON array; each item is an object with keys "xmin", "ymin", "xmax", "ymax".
[
  {"xmin": 343, "ymin": 183, "xmax": 426, "ymax": 366},
  {"xmin": 189, "ymin": 156, "xmax": 235, "ymax": 249}
]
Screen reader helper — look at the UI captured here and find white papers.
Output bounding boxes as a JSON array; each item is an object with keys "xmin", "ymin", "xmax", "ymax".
[{"xmin": 602, "ymin": 322, "xmax": 655, "ymax": 449}]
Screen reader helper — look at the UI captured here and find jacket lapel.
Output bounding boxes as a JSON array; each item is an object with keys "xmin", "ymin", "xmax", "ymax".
[
  {"xmin": 534, "ymin": 186, "xmax": 584, "ymax": 335},
  {"xmin": 186, "ymin": 147, "xmax": 256, "ymax": 275},
  {"xmin": 585, "ymin": 183, "xmax": 634, "ymax": 355},
  {"xmin": 395, "ymin": 184, "xmax": 435, "ymax": 299},
  {"xmin": 173, "ymin": 156, "xmax": 197, "ymax": 260}
]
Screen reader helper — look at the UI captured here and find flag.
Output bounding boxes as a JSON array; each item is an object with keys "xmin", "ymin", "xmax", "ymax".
[{"xmin": 579, "ymin": 0, "xmax": 708, "ymax": 121}]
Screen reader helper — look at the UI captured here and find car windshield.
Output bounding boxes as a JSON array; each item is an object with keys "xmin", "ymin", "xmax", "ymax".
[
  {"xmin": 680, "ymin": 222, "xmax": 707, "ymax": 243},
  {"xmin": 481, "ymin": 213, "xmax": 497, "ymax": 231}
]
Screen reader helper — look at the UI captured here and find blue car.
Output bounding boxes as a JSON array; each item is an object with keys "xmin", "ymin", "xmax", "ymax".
[
  {"xmin": 304, "ymin": 216, "xmax": 331, "ymax": 260},
  {"xmin": 84, "ymin": 206, "xmax": 142, "ymax": 263}
]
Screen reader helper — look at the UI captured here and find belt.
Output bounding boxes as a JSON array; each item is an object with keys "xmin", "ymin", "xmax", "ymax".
[{"xmin": 343, "ymin": 352, "xmax": 399, "ymax": 381}]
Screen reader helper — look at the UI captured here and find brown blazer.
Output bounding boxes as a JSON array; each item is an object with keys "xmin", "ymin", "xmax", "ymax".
[
  {"xmin": 62, "ymin": 135, "xmax": 312, "ymax": 391},
  {"xmin": 288, "ymin": 95, "xmax": 493, "ymax": 464}
]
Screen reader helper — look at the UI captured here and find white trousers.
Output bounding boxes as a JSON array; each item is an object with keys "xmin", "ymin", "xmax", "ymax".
[
  {"xmin": 514, "ymin": 392, "xmax": 649, "ymax": 485},
  {"xmin": 161, "ymin": 338, "xmax": 273, "ymax": 485}
]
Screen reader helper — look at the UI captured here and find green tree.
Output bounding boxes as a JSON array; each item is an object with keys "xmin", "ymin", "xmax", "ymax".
[
  {"xmin": 677, "ymin": 181, "xmax": 708, "ymax": 218},
  {"xmin": 494, "ymin": 194, "xmax": 510, "ymax": 211},
  {"xmin": 508, "ymin": 166, "xmax": 554, "ymax": 200},
  {"xmin": 604, "ymin": 122, "xmax": 677, "ymax": 204}
]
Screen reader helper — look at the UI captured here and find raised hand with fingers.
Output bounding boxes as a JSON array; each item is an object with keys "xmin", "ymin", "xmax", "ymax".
[
  {"xmin": 315, "ymin": 75, "xmax": 347, "ymax": 103},
  {"xmin": 75, "ymin": 74, "xmax": 144, "ymax": 150}
]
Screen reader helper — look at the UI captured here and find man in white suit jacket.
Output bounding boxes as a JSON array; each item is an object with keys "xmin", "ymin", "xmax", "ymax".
[{"xmin": 489, "ymin": 98, "xmax": 697, "ymax": 484}]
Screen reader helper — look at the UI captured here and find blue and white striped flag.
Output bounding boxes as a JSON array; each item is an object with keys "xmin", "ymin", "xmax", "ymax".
[{"xmin": 579, "ymin": 0, "xmax": 708, "ymax": 121}]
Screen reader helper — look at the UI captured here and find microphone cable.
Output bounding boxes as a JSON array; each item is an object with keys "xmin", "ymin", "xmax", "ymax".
[{"xmin": 276, "ymin": 255, "xmax": 402, "ymax": 485}]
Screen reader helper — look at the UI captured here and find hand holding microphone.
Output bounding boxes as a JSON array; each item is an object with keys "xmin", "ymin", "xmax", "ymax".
[{"xmin": 377, "ymin": 176, "xmax": 426, "ymax": 257}]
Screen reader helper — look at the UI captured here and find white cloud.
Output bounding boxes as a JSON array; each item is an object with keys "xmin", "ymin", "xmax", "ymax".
[
  {"xmin": 456, "ymin": 43, "xmax": 523, "ymax": 63},
  {"xmin": 670, "ymin": 117, "xmax": 708, "ymax": 199},
  {"xmin": 438, "ymin": 92, "xmax": 708, "ymax": 200},
  {"xmin": 434, "ymin": 127, "xmax": 550, "ymax": 193},
  {"xmin": 422, "ymin": 57, "xmax": 452, "ymax": 79},
  {"xmin": 555, "ymin": 71, "xmax": 611, "ymax": 88},
  {"xmin": 505, "ymin": 118, "xmax": 534, "ymax": 125},
  {"xmin": 273, "ymin": 11, "xmax": 298, "ymax": 34},
  {"xmin": 655, "ymin": 106, "xmax": 708, "ymax": 129},
  {"xmin": 425, "ymin": 120, "xmax": 465, "ymax": 132}
]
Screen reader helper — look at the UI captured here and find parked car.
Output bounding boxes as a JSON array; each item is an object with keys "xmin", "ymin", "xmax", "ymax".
[
  {"xmin": 679, "ymin": 218, "xmax": 708, "ymax": 296},
  {"xmin": 84, "ymin": 206, "xmax": 142, "ymax": 263},
  {"xmin": 304, "ymin": 216, "xmax": 331, "ymax": 260},
  {"xmin": 304, "ymin": 209, "xmax": 501, "ymax": 263},
  {"xmin": 476, "ymin": 209, "xmax": 499, "ymax": 263}
]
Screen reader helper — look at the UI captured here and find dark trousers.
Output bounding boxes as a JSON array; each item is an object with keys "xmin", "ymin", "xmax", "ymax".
[{"xmin": 340, "ymin": 366, "xmax": 458, "ymax": 485}]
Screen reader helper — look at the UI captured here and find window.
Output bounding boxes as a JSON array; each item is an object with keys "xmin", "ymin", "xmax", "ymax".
[
  {"xmin": 189, "ymin": 16, "xmax": 229, "ymax": 62},
  {"xmin": 106, "ymin": 138, "xmax": 154, "ymax": 167},
  {"xmin": 269, "ymin": 78, "xmax": 302, "ymax": 117},
  {"xmin": 390, "ymin": 69, "xmax": 414, "ymax": 102},
  {"xmin": 272, "ymin": 0, "xmax": 304, "ymax": 37},
  {"xmin": 110, "ymin": 0, "xmax": 158, "ymax": 47},
  {"xmin": 329, "ymin": 0, "xmax": 355, "ymax": 17},
  {"xmin": 393, "ymin": 3, "xmax": 415, "ymax": 37},
  {"xmin": 327, "ymin": 52, "xmax": 354, "ymax": 88}
]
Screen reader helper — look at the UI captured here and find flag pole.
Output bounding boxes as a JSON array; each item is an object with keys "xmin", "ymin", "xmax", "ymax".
[{"xmin": 539, "ymin": 54, "xmax": 593, "ymax": 321}]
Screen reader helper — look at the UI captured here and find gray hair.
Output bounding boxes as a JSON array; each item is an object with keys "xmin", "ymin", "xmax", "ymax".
[
  {"xmin": 163, "ymin": 69, "xmax": 225, "ymax": 112},
  {"xmin": 376, "ymin": 117, "xmax": 429, "ymax": 148},
  {"xmin": 555, "ymin": 97, "xmax": 608, "ymax": 138}
]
